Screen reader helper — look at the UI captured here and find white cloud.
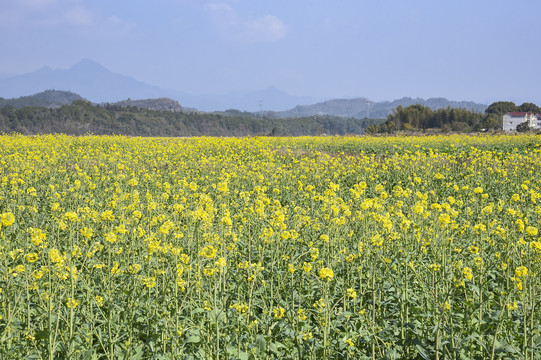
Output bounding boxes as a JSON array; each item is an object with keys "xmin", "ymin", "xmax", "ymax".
[
  {"xmin": 0, "ymin": 1, "xmax": 92, "ymax": 28},
  {"xmin": 245, "ymin": 15, "xmax": 287, "ymax": 43},
  {"xmin": 0, "ymin": 0, "xmax": 135, "ymax": 38},
  {"xmin": 207, "ymin": 2, "xmax": 234, "ymax": 13},
  {"xmin": 206, "ymin": 2, "xmax": 287, "ymax": 44},
  {"xmin": 106, "ymin": 16, "xmax": 137, "ymax": 37},
  {"xmin": 64, "ymin": 7, "xmax": 94, "ymax": 26}
]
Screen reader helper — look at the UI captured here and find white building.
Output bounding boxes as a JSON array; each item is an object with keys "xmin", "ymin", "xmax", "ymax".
[{"xmin": 502, "ymin": 112, "xmax": 541, "ymax": 131}]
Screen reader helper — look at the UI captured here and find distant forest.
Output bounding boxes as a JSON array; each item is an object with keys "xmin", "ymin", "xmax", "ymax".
[
  {"xmin": 1, "ymin": 100, "xmax": 539, "ymax": 137},
  {"xmin": 367, "ymin": 101, "xmax": 541, "ymax": 133},
  {"xmin": 0, "ymin": 100, "xmax": 382, "ymax": 136}
]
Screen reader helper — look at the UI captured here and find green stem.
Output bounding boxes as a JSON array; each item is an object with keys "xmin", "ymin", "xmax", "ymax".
[{"xmin": 371, "ymin": 262, "xmax": 376, "ymax": 360}]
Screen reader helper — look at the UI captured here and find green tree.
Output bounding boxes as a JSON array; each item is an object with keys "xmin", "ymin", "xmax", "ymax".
[
  {"xmin": 516, "ymin": 121, "xmax": 531, "ymax": 132},
  {"xmin": 364, "ymin": 124, "xmax": 379, "ymax": 134},
  {"xmin": 482, "ymin": 115, "xmax": 499, "ymax": 130},
  {"xmin": 517, "ymin": 102, "xmax": 541, "ymax": 114},
  {"xmin": 485, "ymin": 101, "xmax": 517, "ymax": 129},
  {"xmin": 485, "ymin": 101, "xmax": 517, "ymax": 116}
]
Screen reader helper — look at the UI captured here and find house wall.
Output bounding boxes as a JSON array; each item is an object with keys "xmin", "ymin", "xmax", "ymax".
[
  {"xmin": 503, "ymin": 113, "xmax": 539, "ymax": 131},
  {"xmin": 503, "ymin": 114, "xmax": 524, "ymax": 131},
  {"xmin": 532, "ymin": 115, "xmax": 541, "ymax": 129}
]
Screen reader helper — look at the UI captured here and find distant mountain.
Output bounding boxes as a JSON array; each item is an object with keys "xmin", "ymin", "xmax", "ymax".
[
  {"xmin": 277, "ymin": 97, "xmax": 487, "ymax": 119},
  {"xmin": 0, "ymin": 90, "xmax": 86, "ymax": 108},
  {"xmin": 0, "ymin": 60, "xmax": 318, "ymax": 111},
  {"xmin": 0, "ymin": 59, "xmax": 488, "ymax": 115},
  {"xmin": 226, "ymin": 87, "xmax": 319, "ymax": 112},
  {"xmin": 111, "ymin": 98, "xmax": 183, "ymax": 112},
  {"xmin": 172, "ymin": 87, "xmax": 319, "ymax": 112},
  {"xmin": 278, "ymin": 98, "xmax": 372, "ymax": 118},
  {"xmin": 0, "ymin": 59, "xmax": 178, "ymax": 103}
]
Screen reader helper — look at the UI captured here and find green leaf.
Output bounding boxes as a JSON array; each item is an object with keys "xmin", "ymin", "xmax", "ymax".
[
  {"xmin": 131, "ymin": 344, "xmax": 145, "ymax": 360},
  {"xmin": 470, "ymin": 284, "xmax": 480, "ymax": 297},
  {"xmin": 81, "ymin": 349, "xmax": 93, "ymax": 360},
  {"xmin": 255, "ymin": 334, "xmax": 267, "ymax": 353},
  {"xmin": 191, "ymin": 307, "xmax": 205, "ymax": 315},
  {"xmin": 269, "ymin": 341, "xmax": 286, "ymax": 356},
  {"xmin": 186, "ymin": 335, "xmax": 201, "ymax": 343},
  {"xmin": 415, "ymin": 343, "xmax": 431, "ymax": 360}
]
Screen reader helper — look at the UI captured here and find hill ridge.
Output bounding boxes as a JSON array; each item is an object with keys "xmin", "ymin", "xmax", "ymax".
[
  {"xmin": 0, "ymin": 90, "xmax": 85, "ymax": 108},
  {"xmin": 275, "ymin": 96, "xmax": 487, "ymax": 119}
]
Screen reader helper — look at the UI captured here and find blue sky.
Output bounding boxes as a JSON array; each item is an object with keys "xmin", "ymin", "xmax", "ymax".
[{"xmin": 1, "ymin": 0, "xmax": 540, "ymax": 104}]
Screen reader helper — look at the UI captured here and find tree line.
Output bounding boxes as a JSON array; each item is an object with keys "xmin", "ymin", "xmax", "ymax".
[
  {"xmin": 0, "ymin": 100, "xmax": 383, "ymax": 137},
  {"xmin": 3, "ymin": 99, "xmax": 539, "ymax": 136},
  {"xmin": 366, "ymin": 101, "xmax": 541, "ymax": 134}
]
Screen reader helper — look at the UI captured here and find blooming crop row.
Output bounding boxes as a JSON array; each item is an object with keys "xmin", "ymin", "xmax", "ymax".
[{"xmin": 0, "ymin": 134, "xmax": 540, "ymax": 359}]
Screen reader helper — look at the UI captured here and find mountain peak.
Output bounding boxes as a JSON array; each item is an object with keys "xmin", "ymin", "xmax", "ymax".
[
  {"xmin": 69, "ymin": 59, "xmax": 109, "ymax": 73},
  {"xmin": 262, "ymin": 86, "xmax": 283, "ymax": 93},
  {"xmin": 0, "ymin": 89, "xmax": 86, "ymax": 108},
  {"xmin": 34, "ymin": 66, "xmax": 53, "ymax": 74}
]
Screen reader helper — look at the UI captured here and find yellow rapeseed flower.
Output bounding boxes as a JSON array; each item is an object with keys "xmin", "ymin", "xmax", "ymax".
[
  {"xmin": 25, "ymin": 253, "xmax": 39, "ymax": 263},
  {"xmin": 66, "ymin": 298, "xmax": 79, "ymax": 309},
  {"xmin": 105, "ymin": 232, "xmax": 117, "ymax": 244},
  {"xmin": 319, "ymin": 267, "xmax": 334, "ymax": 280},
  {"xmin": 215, "ymin": 257, "xmax": 227, "ymax": 270},
  {"xmin": 515, "ymin": 266, "xmax": 528, "ymax": 278},
  {"xmin": 273, "ymin": 307, "xmax": 285, "ymax": 319},
  {"xmin": 526, "ymin": 226, "xmax": 538, "ymax": 237},
  {"xmin": 463, "ymin": 267, "xmax": 473, "ymax": 281},
  {"xmin": 199, "ymin": 245, "xmax": 217, "ymax": 259},
  {"xmin": 1, "ymin": 212, "xmax": 15, "ymax": 227}
]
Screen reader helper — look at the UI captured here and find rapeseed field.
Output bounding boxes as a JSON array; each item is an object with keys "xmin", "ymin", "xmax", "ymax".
[{"xmin": 0, "ymin": 134, "xmax": 540, "ymax": 359}]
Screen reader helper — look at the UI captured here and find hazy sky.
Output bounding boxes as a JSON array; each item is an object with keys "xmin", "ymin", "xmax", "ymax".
[{"xmin": 1, "ymin": 0, "xmax": 540, "ymax": 104}]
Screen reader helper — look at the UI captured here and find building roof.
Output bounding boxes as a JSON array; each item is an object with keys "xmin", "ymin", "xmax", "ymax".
[{"xmin": 507, "ymin": 112, "xmax": 533, "ymax": 116}]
